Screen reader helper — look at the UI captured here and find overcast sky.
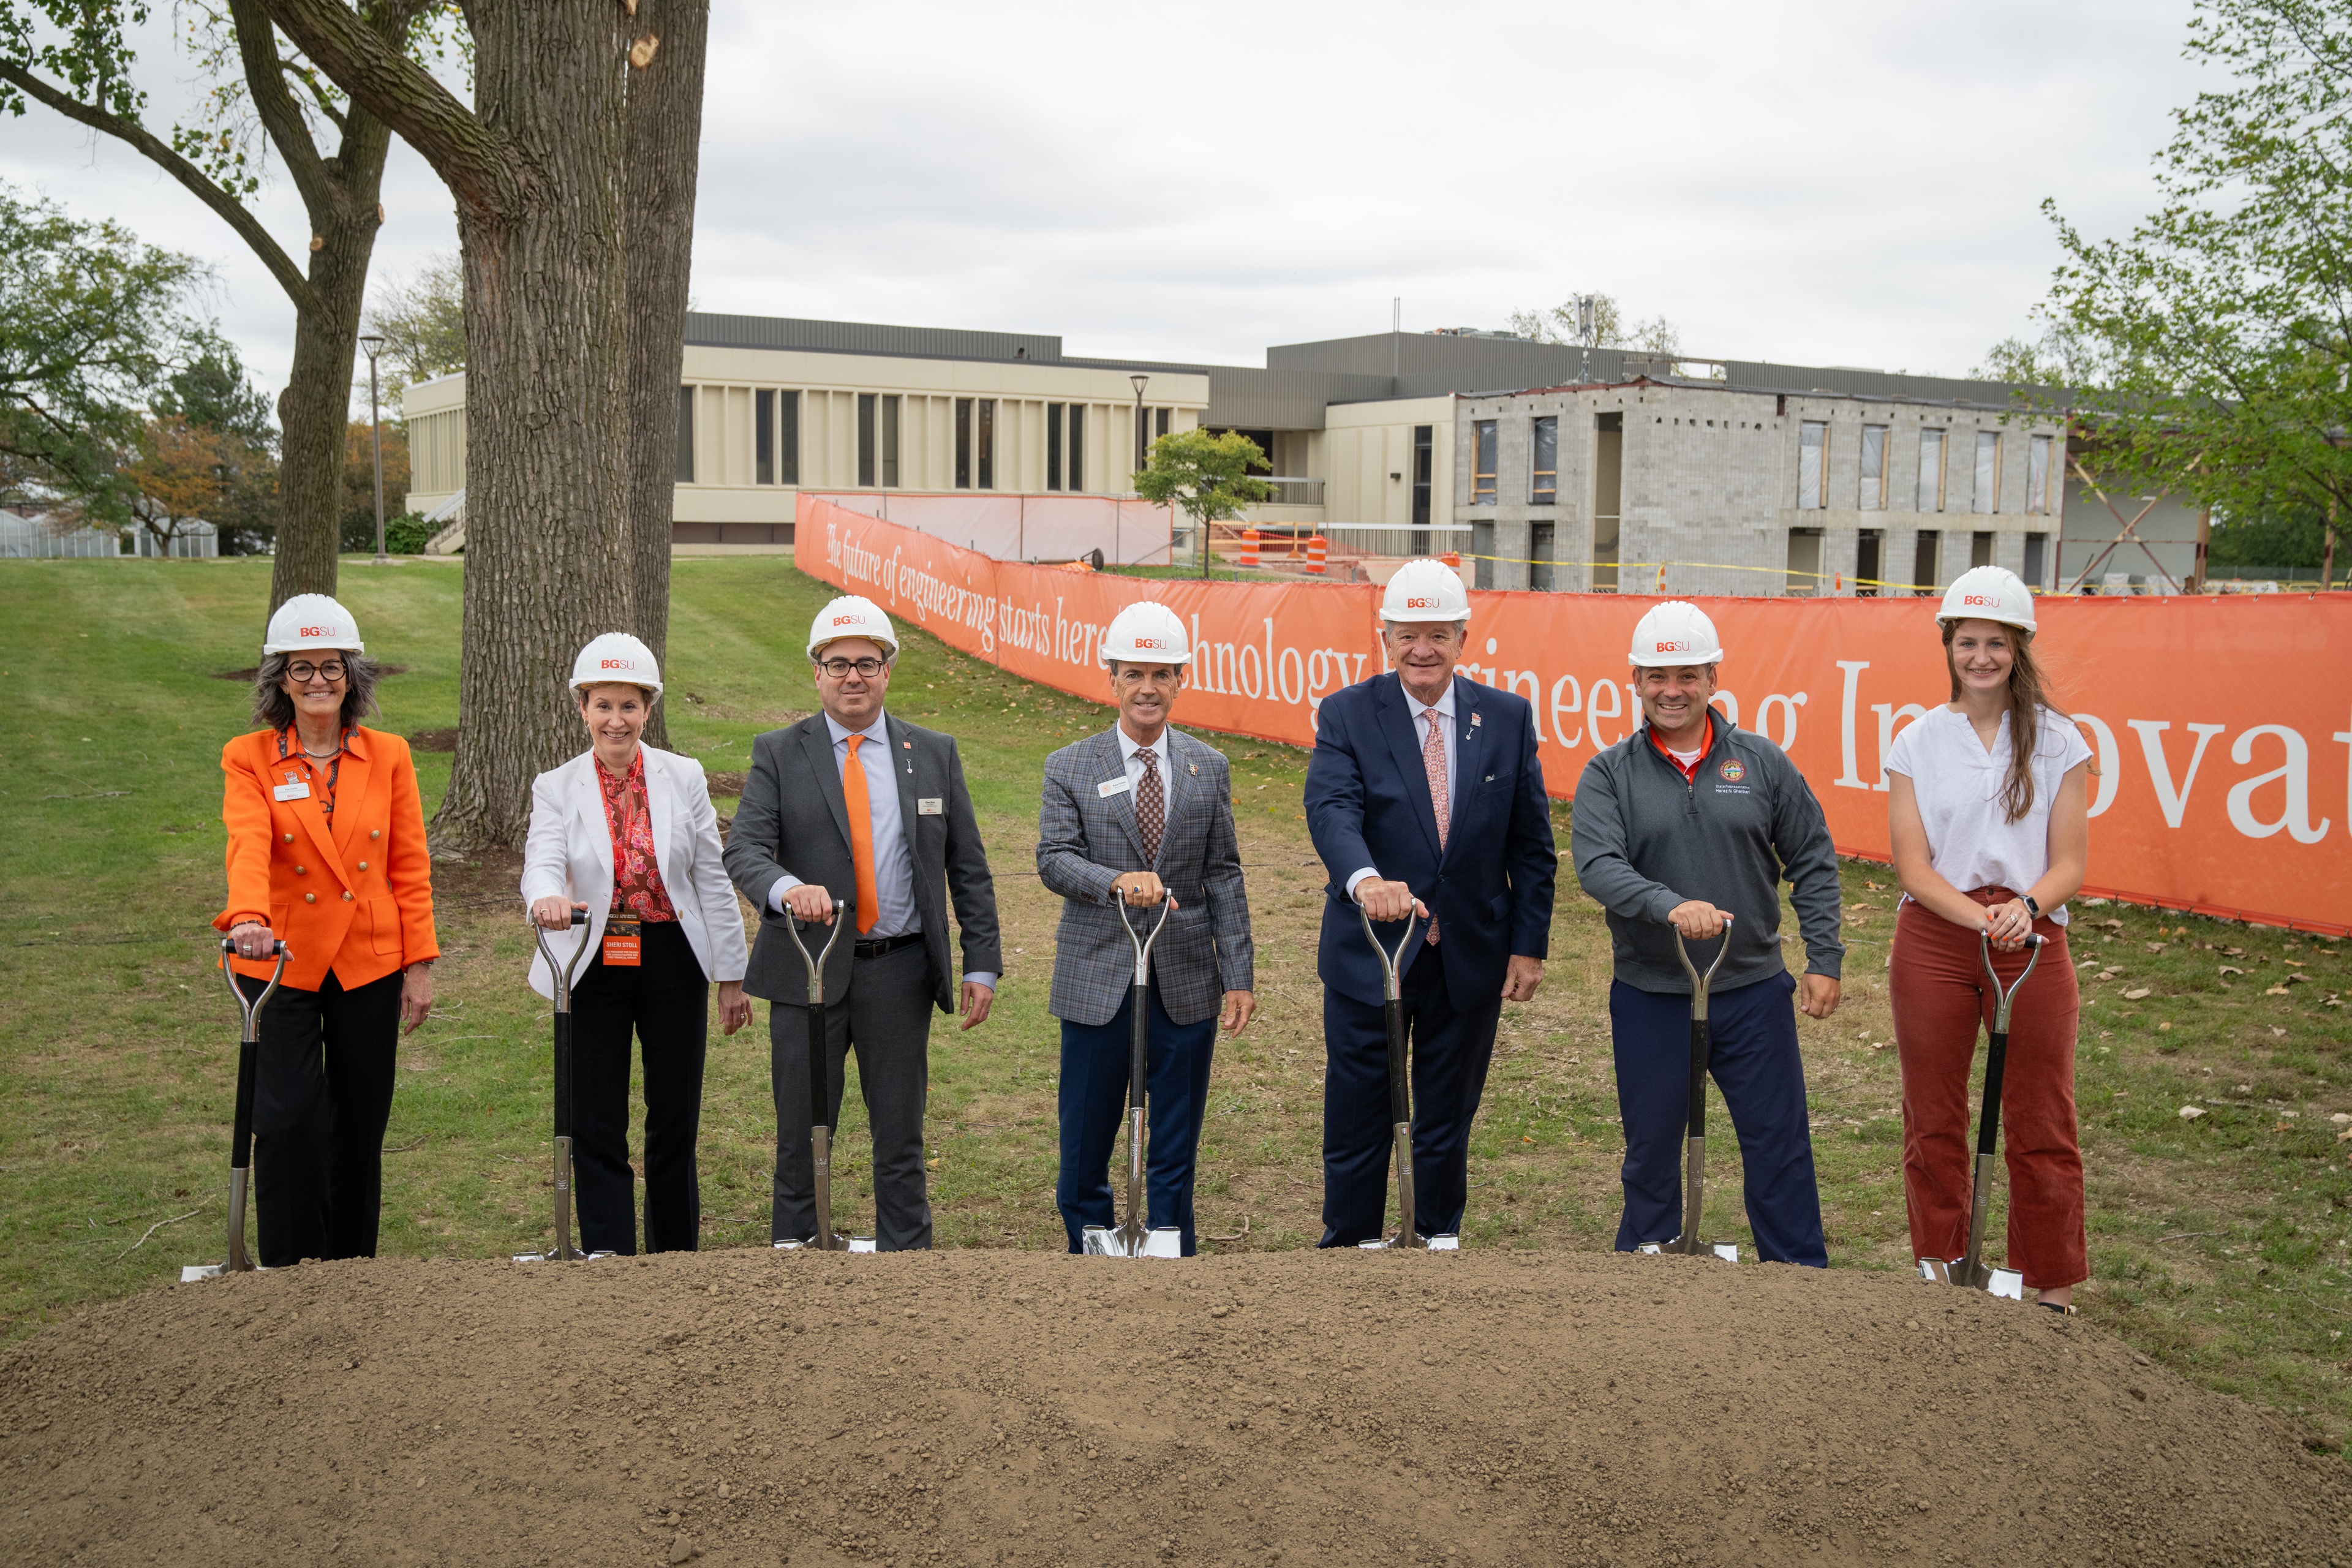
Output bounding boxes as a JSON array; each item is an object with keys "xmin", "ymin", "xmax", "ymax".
[{"xmin": 1, "ymin": 0, "xmax": 2210, "ymax": 401}]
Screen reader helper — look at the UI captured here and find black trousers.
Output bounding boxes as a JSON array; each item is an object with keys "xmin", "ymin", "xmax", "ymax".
[
  {"xmin": 236, "ymin": 967, "xmax": 402, "ymax": 1267},
  {"xmin": 1319, "ymin": 951, "xmax": 1501, "ymax": 1248},
  {"xmin": 570, "ymin": 918, "xmax": 710, "ymax": 1255}
]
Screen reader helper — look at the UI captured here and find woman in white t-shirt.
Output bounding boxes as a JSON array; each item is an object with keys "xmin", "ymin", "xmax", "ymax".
[{"xmin": 1885, "ymin": 566, "xmax": 2091, "ymax": 1314}]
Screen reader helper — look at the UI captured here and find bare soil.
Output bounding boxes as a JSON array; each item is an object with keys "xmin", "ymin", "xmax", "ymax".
[{"xmin": 5, "ymin": 1250, "xmax": 2346, "ymax": 1567}]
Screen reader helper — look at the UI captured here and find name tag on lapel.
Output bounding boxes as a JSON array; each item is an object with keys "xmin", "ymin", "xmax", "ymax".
[
  {"xmin": 917, "ymin": 797, "xmax": 944, "ymax": 816},
  {"xmin": 1097, "ymin": 776, "xmax": 1131, "ymax": 799},
  {"xmin": 273, "ymin": 781, "xmax": 312, "ymax": 802}
]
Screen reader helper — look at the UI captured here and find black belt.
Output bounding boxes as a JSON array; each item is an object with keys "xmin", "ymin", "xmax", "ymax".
[{"xmin": 853, "ymin": 930, "xmax": 924, "ymax": 960}]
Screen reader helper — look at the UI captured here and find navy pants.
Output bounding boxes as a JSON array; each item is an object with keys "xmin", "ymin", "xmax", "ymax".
[
  {"xmin": 1057, "ymin": 980, "xmax": 1217, "ymax": 1254},
  {"xmin": 1609, "ymin": 970, "xmax": 1826, "ymax": 1266},
  {"xmin": 1319, "ymin": 953, "xmax": 1501, "ymax": 1248}
]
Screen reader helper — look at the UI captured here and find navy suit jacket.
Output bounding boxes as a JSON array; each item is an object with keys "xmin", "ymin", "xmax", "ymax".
[{"xmin": 1305, "ymin": 671, "xmax": 1556, "ymax": 1010}]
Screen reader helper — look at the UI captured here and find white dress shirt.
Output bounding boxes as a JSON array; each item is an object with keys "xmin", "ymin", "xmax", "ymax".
[
  {"xmin": 1348, "ymin": 684, "xmax": 1456, "ymax": 900},
  {"xmin": 767, "ymin": 709, "xmax": 995, "ymax": 987}
]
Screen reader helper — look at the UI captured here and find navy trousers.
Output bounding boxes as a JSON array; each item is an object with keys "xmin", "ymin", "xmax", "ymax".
[
  {"xmin": 1319, "ymin": 954, "xmax": 1501, "ymax": 1248},
  {"xmin": 1056, "ymin": 980, "xmax": 1218, "ymax": 1255},
  {"xmin": 1609, "ymin": 970, "xmax": 1826, "ymax": 1266}
]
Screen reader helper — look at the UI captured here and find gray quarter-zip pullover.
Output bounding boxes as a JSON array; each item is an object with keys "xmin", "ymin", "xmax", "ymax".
[{"xmin": 1570, "ymin": 709, "xmax": 1844, "ymax": 994}]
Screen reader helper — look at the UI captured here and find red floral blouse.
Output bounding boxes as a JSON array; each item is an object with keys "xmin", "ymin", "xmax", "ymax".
[{"xmin": 597, "ymin": 752, "xmax": 678, "ymax": 922}]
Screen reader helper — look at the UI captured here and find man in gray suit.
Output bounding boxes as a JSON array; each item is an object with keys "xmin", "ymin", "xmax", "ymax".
[
  {"xmin": 725, "ymin": 594, "xmax": 1001, "ymax": 1251},
  {"xmin": 1037, "ymin": 600, "xmax": 1254, "ymax": 1256}
]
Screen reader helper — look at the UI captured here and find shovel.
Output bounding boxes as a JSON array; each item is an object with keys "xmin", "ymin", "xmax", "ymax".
[
  {"xmin": 774, "ymin": 894, "xmax": 875, "ymax": 1254},
  {"xmin": 516, "ymin": 909, "xmax": 598, "ymax": 1264},
  {"xmin": 1640, "ymin": 917, "xmax": 1740, "ymax": 1263},
  {"xmin": 1917, "ymin": 930, "xmax": 2043, "ymax": 1300},
  {"xmin": 183, "ymin": 936, "xmax": 288, "ymax": 1282},
  {"xmin": 1354, "ymin": 903, "xmax": 1460, "ymax": 1252},
  {"xmin": 1082, "ymin": 891, "xmax": 1184, "ymax": 1259}
]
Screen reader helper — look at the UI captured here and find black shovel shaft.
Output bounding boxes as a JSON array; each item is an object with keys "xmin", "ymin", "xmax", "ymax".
[
  {"xmin": 1384, "ymin": 998, "xmax": 1411, "ymax": 1126},
  {"xmin": 1686, "ymin": 1019, "xmax": 1709, "ymax": 1139},
  {"xmin": 1128, "ymin": 980, "xmax": 1150, "ymax": 1110},
  {"xmin": 553, "ymin": 1012, "xmax": 575, "ymax": 1140},
  {"xmin": 230, "ymin": 1033, "xmax": 262, "ymax": 1169},
  {"xmin": 807, "ymin": 991, "xmax": 831, "ymax": 1132}
]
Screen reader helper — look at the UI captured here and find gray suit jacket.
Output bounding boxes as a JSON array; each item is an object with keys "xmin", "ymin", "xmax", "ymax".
[
  {"xmin": 1036, "ymin": 727, "xmax": 1253, "ymax": 1028},
  {"xmin": 723, "ymin": 710, "xmax": 1001, "ymax": 1012}
]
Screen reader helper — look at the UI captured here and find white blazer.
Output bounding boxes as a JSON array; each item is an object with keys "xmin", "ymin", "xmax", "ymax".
[{"xmin": 520, "ymin": 745, "xmax": 750, "ymax": 999}]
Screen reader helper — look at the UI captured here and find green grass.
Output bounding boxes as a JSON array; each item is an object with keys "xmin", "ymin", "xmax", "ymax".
[{"xmin": 2, "ymin": 554, "xmax": 2349, "ymax": 1452}]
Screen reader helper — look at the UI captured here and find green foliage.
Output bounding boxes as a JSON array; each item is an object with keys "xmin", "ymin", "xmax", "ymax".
[
  {"xmin": 2032, "ymin": 0, "xmax": 2352, "ymax": 557},
  {"xmin": 1505, "ymin": 292, "xmax": 1680, "ymax": 355},
  {"xmin": 337, "ymin": 417, "xmax": 409, "ymax": 551},
  {"xmin": 2206, "ymin": 505, "xmax": 2331, "ymax": 569},
  {"xmin": 0, "ymin": 0, "xmax": 148, "ymax": 124},
  {"xmin": 1132, "ymin": 428, "xmax": 1278, "ymax": 540},
  {"xmin": 360, "ymin": 251, "xmax": 464, "ymax": 396},
  {"xmin": 0, "ymin": 183, "xmax": 208, "ymax": 522}
]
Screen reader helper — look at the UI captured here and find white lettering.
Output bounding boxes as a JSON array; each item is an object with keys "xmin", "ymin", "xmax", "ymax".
[
  {"xmin": 1550, "ymin": 674, "xmax": 1583, "ymax": 749},
  {"xmin": 1757, "ymin": 692, "xmax": 1809, "ymax": 752},
  {"xmin": 2128, "ymin": 720, "xmax": 2225, "ymax": 829},
  {"xmin": 1709, "ymin": 691, "xmax": 1740, "ymax": 727},
  {"xmin": 2338, "ymin": 710, "xmax": 2352, "ymax": 841},
  {"xmin": 1588, "ymin": 677, "xmax": 1623, "ymax": 749},
  {"xmin": 2071, "ymin": 713, "xmax": 2120, "ymax": 818},
  {"xmin": 1277, "ymin": 643, "xmax": 1305, "ymax": 705},
  {"xmin": 1871, "ymin": 702, "xmax": 1930, "ymax": 791},
  {"xmin": 2226, "ymin": 725, "xmax": 2331, "ymax": 843},
  {"xmin": 1504, "ymin": 670, "xmax": 1541, "ymax": 740},
  {"xmin": 1834, "ymin": 660, "xmax": 1870, "ymax": 790},
  {"xmin": 1238, "ymin": 643, "xmax": 1264, "ymax": 699}
]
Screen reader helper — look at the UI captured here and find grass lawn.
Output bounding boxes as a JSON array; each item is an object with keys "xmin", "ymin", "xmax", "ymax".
[{"xmin": 3, "ymin": 554, "xmax": 2349, "ymax": 1451}]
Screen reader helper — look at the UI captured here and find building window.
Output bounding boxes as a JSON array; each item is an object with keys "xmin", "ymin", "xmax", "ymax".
[
  {"xmin": 1787, "ymin": 526, "xmax": 1824, "ymax": 595},
  {"xmin": 1471, "ymin": 520, "xmax": 1494, "ymax": 589},
  {"xmin": 2023, "ymin": 530, "xmax": 2048, "ymax": 587},
  {"xmin": 1917, "ymin": 427, "xmax": 1947, "ymax": 512},
  {"xmin": 1046, "ymin": 402, "xmax": 1065, "ymax": 492},
  {"xmin": 1472, "ymin": 420, "xmax": 1498, "ymax": 504},
  {"xmin": 1912, "ymin": 529, "xmax": 1941, "ymax": 595},
  {"xmin": 1411, "ymin": 424, "xmax": 1433, "ymax": 543},
  {"xmin": 1972, "ymin": 530, "xmax": 1996, "ymax": 569},
  {"xmin": 1798, "ymin": 420, "xmax": 1827, "ymax": 510},
  {"xmin": 1973, "ymin": 431, "xmax": 2001, "ymax": 514},
  {"xmin": 881, "ymin": 394, "xmax": 900, "ymax": 488},
  {"xmin": 2027, "ymin": 432, "xmax": 2053, "ymax": 513},
  {"xmin": 1134, "ymin": 407, "xmax": 1150, "ymax": 475},
  {"xmin": 1856, "ymin": 528, "xmax": 1883, "ymax": 597},
  {"xmin": 1068, "ymin": 403, "xmax": 1085, "ymax": 492},
  {"xmin": 976, "ymin": 399, "xmax": 995, "ymax": 490},
  {"xmin": 955, "ymin": 398, "xmax": 972, "ymax": 489},
  {"xmin": 1531, "ymin": 415, "xmax": 1558, "ymax": 505},
  {"xmin": 674, "ymin": 385, "xmax": 695, "ymax": 484},
  {"xmin": 1860, "ymin": 424, "xmax": 1888, "ymax": 511},
  {"xmin": 755, "ymin": 388, "xmax": 774, "ymax": 485},
  {"xmin": 1156, "ymin": 407, "xmax": 1171, "ymax": 441},
  {"xmin": 1530, "ymin": 521, "xmax": 1555, "ymax": 591},
  {"xmin": 858, "ymin": 393, "xmax": 876, "ymax": 488},
  {"xmin": 778, "ymin": 389, "xmax": 799, "ymax": 485}
]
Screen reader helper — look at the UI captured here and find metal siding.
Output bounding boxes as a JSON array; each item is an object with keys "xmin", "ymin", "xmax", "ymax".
[{"xmin": 683, "ymin": 312, "xmax": 1063, "ymax": 364}]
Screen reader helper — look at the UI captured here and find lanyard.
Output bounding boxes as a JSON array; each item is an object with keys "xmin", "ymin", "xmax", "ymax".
[{"xmin": 278, "ymin": 728, "xmax": 347, "ymax": 815}]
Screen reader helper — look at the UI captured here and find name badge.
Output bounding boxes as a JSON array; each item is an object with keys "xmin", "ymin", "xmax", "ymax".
[
  {"xmin": 273, "ymin": 782, "xmax": 312, "ymax": 802},
  {"xmin": 1097, "ymin": 776, "xmax": 1131, "ymax": 799},
  {"xmin": 602, "ymin": 914, "xmax": 641, "ymax": 968},
  {"xmin": 917, "ymin": 797, "xmax": 944, "ymax": 816}
]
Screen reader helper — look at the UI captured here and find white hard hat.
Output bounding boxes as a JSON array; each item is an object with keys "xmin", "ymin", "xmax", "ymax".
[
  {"xmin": 1629, "ymin": 601, "xmax": 1725, "ymax": 666},
  {"xmin": 262, "ymin": 593, "xmax": 363, "ymax": 655},
  {"xmin": 1937, "ymin": 566, "xmax": 2037, "ymax": 636},
  {"xmin": 808, "ymin": 595, "xmax": 898, "ymax": 659},
  {"xmin": 570, "ymin": 631, "xmax": 663, "ymax": 697},
  {"xmin": 1380, "ymin": 559, "xmax": 1471, "ymax": 623},
  {"xmin": 1101, "ymin": 600, "xmax": 1190, "ymax": 666}
]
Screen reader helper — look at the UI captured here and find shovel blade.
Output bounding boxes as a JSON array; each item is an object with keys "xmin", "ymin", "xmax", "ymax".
[
  {"xmin": 180, "ymin": 1264, "xmax": 222, "ymax": 1283},
  {"xmin": 1640, "ymin": 1238, "xmax": 1738, "ymax": 1263},
  {"xmin": 1918, "ymin": 1257, "xmax": 1955, "ymax": 1286},
  {"xmin": 1080, "ymin": 1224, "xmax": 1180, "ymax": 1258}
]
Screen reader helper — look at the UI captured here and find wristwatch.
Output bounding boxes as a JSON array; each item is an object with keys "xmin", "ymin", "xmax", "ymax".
[{"xmin": 2020, "ymin": 894, "xmax": 2041, "ymax": 919}]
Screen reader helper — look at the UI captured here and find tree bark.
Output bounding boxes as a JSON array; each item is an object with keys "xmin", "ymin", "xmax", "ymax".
[
  {"xmin": 262, "ymin": 0, "xmax": 634, "ymax": 851},
  {"xmin": 621, "ymin": 0, "xmax": 710, "ymax": 752}
]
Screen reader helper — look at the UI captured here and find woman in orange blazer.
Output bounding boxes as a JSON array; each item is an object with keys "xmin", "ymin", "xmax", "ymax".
[{"xmin": 217, "ymin": 593, "xmax": 439, "ymax": 1265}]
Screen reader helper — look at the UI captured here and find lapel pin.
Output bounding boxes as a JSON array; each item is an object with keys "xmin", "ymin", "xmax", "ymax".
[
  {"xmin": 1188, "ymin": 762, "xmax": 1197, "ymax": 775},
  {"xmin": 1470, "ymin": 712, "xmax": 1482, "ymax": 728}
]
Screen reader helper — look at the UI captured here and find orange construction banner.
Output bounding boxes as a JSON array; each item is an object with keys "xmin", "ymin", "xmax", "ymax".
[{"xmin": 799, "ymin": 497, "xmax": 2352, "ymax": 933}]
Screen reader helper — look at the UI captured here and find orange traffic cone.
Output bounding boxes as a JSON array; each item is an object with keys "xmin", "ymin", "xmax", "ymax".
[
  {"xmin": 1305, "ymin": 533, "xmax": 1328, "ymax": 575},
  {"xmin": 1239, "ymin": 528, "xmax": 1261, "ymax": 570}
]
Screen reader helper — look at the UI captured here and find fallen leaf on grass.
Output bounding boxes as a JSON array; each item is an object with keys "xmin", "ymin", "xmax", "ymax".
[
  {"xmin": 2338, "ymin": 1128, "xmax": 2352, "ymax": 1144},
  {"xmin": 2219, "ymin": 965, "xmax": 2245, "ymax": 976},
  {"xmin": 2332, "ymin": 1112, "xmax": 2351, "ymax": 1125},
  {"xmin": 2285, "ymin": 973, "xmax": 2311, "ymax": 986},
  {"xmin": 2123, "ymin": 988, "xmax": 2152, "ymax": 1000},
  {"xmin": 2179, "ymin": 1106, "xmax": 2207, "ymax": 1120}
]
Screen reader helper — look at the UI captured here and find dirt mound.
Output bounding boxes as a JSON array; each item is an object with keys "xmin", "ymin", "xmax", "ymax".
[{"xmin": 5, "ymin": 1250, "xmax": 2345, "ymax": 1567}]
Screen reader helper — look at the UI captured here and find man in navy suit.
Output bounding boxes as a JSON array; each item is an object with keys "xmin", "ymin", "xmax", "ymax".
[{"xmin": 1303, "ymin": 559, "xmax": 1556, "ymax": 1247}]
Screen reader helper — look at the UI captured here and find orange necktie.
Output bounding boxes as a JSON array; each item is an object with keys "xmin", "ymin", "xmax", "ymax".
[{"xmin": 841, "ymin": 734, "xmax": 880, "ymax": 935}]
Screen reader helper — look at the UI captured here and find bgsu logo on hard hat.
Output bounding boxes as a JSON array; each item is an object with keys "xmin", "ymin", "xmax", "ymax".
[
  {"xmin": 1406, "ymin": 596, "xmax": 1436, "ymax": 608},
  {"xmin": 834, "ymin": 614, "xmax": 857, "ymax": 627},
  {"xmin": 1656, "ymin": 639, "xmax": 1689, "ymax": 654},
  {"xmin": 300, "ymin": 627, "xmax": 332, "ymax": 638},
  {"xmin": 1963, "ymin": 594, "xmax": 1994, "ymax": 607},
  {"xmin": 601, "ymin": 658, "xmax": 630, "ymax": 670}
]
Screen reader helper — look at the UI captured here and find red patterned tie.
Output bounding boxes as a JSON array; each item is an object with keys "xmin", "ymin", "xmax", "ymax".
[{"xmin": 1422, "ymin": 708, "xmax": 1447, "ymax": 943}]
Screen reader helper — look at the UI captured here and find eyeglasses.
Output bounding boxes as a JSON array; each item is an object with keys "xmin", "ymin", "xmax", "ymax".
[
  {"xmin": 816, "ymin": 657, "xmax": 888, "ymax": 679},
  {"xmin": 285, "ymin": 661, "xmax": 347, "ymax": 683}
]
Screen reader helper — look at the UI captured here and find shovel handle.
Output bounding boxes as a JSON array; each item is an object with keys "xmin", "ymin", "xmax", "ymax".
[
  {"xmin": 530, "ymin": 908, "xmax": 594, "ymax": 1015},
  {"xmin": 1117, "ymin": 890, "xmax": 1176, "ymax": 989},
  {"xmin": 1670, "ymin": 913, "xmax": 1733, "ymax": 1023},
  {"xmin": 1357, "ymin": 900, "xmax": 1423, "ymax": 1004},
  {"xmin": 220, "ymin": 937, "xmax": 289, "ymax": 1044},
  {"xmin": 783, "ymin": 894, "xmax": 855, "ymax": 1007}
]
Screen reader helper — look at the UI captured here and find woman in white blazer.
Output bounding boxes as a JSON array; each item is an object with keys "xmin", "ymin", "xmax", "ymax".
[{"xmin": 522, "ymin": 633, "xmax": 752, "ymax": 1254}]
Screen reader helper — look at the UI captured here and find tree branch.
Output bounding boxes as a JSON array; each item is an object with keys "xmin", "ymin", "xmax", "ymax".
[
  {"xmin": 255, "ymin": 0, "xmax": 524, "ymax": 222},
  {"xmin": 225, "ymin": 0, "xmax": 336, "ymax": 219},
  {"xmin": 0, "ymin": 61, "xmax": 315, "ymax": 315}
]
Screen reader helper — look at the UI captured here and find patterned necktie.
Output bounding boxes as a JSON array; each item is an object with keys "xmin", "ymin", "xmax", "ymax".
[
  {"xmin": 1136, "ymin": 748, "xmax": 1164, "ymax": 867},
  {"xmin": 1422, "ymin": 709, "xmax": 1447, "ymax": 943},
  {"xmin": 841, "ymin": 734, "xmax": 880, "ymax": 935}
]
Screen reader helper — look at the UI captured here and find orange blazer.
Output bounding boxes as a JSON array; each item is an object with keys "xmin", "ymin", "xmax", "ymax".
[{"xmin": 215, "ymin": 726, "xmax": 440, "ymax": 992}]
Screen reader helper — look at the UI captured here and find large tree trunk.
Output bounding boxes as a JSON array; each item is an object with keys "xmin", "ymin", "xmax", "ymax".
[
  {"xmin": 269, "ymin": 206, "xmax": 380, "ymax": 610},
  {"xmin": 621, "ymin": 0, "xmax": 710, "ymax": 752}
]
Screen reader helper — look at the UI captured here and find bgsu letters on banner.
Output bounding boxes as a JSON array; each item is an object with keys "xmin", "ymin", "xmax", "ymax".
[{"xmin": 800, "ymin": 496, "xmax": 2352, "ymax": 933}]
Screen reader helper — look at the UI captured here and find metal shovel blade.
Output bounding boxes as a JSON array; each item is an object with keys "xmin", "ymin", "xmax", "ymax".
[
  {"xmin": 771, "ymin": 1235, "xmax": 877, "ymax": 1254},
  {"xmin": 1640, "ymin": 1239, "xmax": 1740, "ymax": 1263},
  {"xmin": 1080, "ymin": 1224, "xmax": 1182, "ymax": 1258}
]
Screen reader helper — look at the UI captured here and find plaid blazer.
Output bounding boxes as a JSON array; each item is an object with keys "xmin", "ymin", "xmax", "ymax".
[{"xmin": 1036, "ymin": 727, "xmax": 1253, "ymax": 1027}]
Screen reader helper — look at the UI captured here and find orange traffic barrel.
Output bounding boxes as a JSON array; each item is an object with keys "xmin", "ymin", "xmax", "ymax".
[
  {"xmin": 1305, "ymin": 533, "xmax": 1328, "ymax": 574},
  {"xmin": 1440, "ymin": 550, "xmax": 1461, "ymax": 570},
  {"xmin": 1239, "ymin": 528, "xmax": 1261, "ymax": 569}
]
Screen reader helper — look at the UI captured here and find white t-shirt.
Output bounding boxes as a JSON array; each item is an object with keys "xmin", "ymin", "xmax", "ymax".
[{"xmin": 1885, "ymin": 704, "xmax": 2093, "ymax": 925}]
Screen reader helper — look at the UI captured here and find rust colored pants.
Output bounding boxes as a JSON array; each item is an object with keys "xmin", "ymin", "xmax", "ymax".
[{"xmin": 1890, "ymin": 888, "xmax": 2086, "ymax": 1291}]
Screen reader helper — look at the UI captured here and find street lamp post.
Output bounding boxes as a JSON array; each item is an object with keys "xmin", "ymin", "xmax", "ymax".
[
  {"xmin": 1129, "ymin": 372, "xmax": 1152, "ymax": 571},
  {"xmin": 360, "ymin": 334, "xmax": 388, "ymax": 565}
]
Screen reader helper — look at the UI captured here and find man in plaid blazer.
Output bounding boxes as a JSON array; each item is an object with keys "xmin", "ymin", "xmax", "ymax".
[{"xmin": 1036, "ymin": 601, "xmax": 1254, "ymax": 1255}]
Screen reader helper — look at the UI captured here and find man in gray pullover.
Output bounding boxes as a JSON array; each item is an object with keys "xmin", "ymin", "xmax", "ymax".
[{"xmin": 1570, "ymin": 601, "xmax": 1842, "ymax": 1265}]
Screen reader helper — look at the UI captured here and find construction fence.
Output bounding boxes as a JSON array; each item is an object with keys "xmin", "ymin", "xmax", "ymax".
[{"xmin": 799, "ymin": 497, "xmax": 2352, "ymax": 933}]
